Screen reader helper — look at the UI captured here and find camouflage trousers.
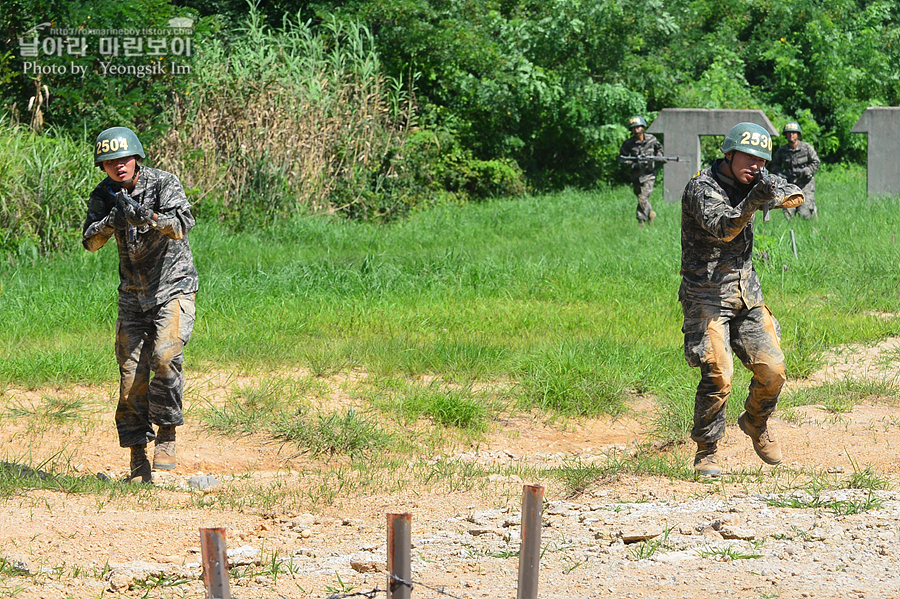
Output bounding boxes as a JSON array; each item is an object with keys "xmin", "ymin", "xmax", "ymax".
[
  {"xmin": 681, "ymin": 302, "xmax": 786, "ymax": 444},
  {"xmin": 632, "ymin": 176, "xmax": 655, "ymax": 222},
  {"xmin": 115, "ymin": 294, "xmax": 195, "ymax": 447}
]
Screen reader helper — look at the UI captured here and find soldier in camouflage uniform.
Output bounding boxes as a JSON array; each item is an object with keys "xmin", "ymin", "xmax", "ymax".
[
  {"xmin": 770, "ymin": 121, "xmax": 820, "ymax": 219},
  {"xmin": 679, "ymin": 122, "xmax": 804, "ymax": 477},
  {"xmin": 82, "ymin": 127, "xmax": 199, "ymax": 484},
  {"xmin": 619, "ymin": 115, "xmax": 663, "ymax": 225}
]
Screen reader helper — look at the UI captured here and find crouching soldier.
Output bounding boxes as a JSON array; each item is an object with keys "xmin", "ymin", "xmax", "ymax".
[{"xmin": 82, "ymin": 127, "xmax": 199, "ymax": 483}]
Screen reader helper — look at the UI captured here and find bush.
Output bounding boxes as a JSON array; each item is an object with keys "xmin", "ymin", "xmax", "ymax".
[{"xmin": 153, "ymin": 10, "xmax": 417, "ymax": 227}]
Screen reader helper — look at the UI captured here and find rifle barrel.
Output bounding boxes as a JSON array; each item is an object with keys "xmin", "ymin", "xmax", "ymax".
[{"xmin": 619, "ymin": 156, "xmax": 682, "ymax": 162}]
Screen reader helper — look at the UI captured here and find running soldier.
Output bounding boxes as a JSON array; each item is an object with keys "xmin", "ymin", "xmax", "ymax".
[
  {"xmin": 82, "ymin": 127, "xmax": 199, "ymax": 483},
  {"xmin": 619, "ymin": 115, "xmax": 663, "ymax": 225},
  {"xmin": 679, "ymin": 122, "xmax": 804, "ymax": 477}
]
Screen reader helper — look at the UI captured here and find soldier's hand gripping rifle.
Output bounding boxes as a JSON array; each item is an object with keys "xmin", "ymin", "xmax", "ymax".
[
  {"xmin": 747, "ymin": 168, "xmax": 805, "ymax": 222},
  {"xmin": 113, "ymin": 189, "xmax": 154, "ymax": 242}
]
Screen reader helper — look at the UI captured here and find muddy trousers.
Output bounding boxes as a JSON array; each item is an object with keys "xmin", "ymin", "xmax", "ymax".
[
  {"xmin": 115, "ymin": 295, "xmax": 195, "ymax": 448},
  {"xmin": 632, "ymin": 176, "xmax": 655, "ymax": 222},
  {"xmin": 681, "ymin": 303, "xmax": 786, "ymax": 444}
]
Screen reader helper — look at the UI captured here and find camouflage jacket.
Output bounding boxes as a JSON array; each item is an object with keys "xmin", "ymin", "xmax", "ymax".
[
  {"xmin": 679, "ymin": 159, "xmax": 770, "ymax": 310},
  {"xmin": 82, "ymin": 166, "xmax": 199, "ymax": 312},
  {"xmin": 771, "ymin": 141, "xmax": 819, "ymax": 189},
  {"xmin": 619, "ymin": 133, "xmax": 663, "ymax": 181}
]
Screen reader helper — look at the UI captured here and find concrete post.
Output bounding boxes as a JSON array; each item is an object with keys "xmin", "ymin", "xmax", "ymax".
[
  {"xmin": 647, "ymin": 109, "xmax": 778, "ymax": 203},
  {"xmin": 850, "ymin": 107, "xmax": 900, "ymax": 197}
]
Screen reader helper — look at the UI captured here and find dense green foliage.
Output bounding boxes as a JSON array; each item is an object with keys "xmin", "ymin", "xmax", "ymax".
[
  {"xmin": 306, "ymin": 0, "xmax": 899, "ymax": 182},
  {"xmin": 2, "ymin": 0, "xmax": 899, "ymax": 255},
  {"xmin": 1, "ymin": 0, "xmax": 202, "ymax": 139},
  {"xmin": 5, "ymin": 0, "xmax": 899, "ymax": 182},
  {"xmin": 2, "ymin": 169, "xmax": 898, "ymax": 439}
]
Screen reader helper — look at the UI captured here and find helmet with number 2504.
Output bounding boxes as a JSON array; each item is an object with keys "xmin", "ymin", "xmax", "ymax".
[{"xmin": 93, "ymin": 127, "xmax": 145, "ymax": 167}]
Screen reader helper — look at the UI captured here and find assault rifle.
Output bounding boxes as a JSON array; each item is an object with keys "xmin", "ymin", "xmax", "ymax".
[{"xmin": 619, "ymin": 155, "xmax": 683, "ymax": 165}]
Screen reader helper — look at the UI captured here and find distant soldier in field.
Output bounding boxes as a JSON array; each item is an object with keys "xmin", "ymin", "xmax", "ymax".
[
  {"xmin": 618, "ymin": 115, "xmax": 664, "ymax": 226},
  {"xmin": 770, "ymin": 121, "xmax": 820, "ymax": 219},
  {"xmin": 679, "ymin": 122, "xmax": 804, "ymax": 477},
  {"xmin": 82, "ymin": 127, "xmax": 198, "ymax": 484}
]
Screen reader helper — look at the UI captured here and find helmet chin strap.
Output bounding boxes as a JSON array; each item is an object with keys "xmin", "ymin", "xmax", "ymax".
[
  {"xmin": 116, "ymin": 163, "xmax": 140, "ymax": 188},
  {"xmin": 721, "ymin": 152, "xmax": 734, "ymax": 179}
]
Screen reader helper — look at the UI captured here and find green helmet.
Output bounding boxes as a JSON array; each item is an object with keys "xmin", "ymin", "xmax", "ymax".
[
  {"xmin": 94, "ymin": 127, "xmax": 145, "ymax": 167},
  {"xmin": 720, "ymin": 122, "xmax": 772, "ymax": 161},
  {"xmin": 782, "ymin": 121, "xmax": 802, "ymax": 135},
  {"xmin": 627, "ymin": 115, "xmax": 648, "ymax": 130}
]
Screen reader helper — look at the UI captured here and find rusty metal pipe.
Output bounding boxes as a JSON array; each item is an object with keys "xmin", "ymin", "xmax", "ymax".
[
  {"xmin": 387, "ymin": 513, "xmax": 412, "ymax": 599},
  {"xmin": 200, "ymin": 527, "xmax": 232, "ymax": 599},
  {"xmin": 517, "ymin": 485, "xmax": 544, "ymax": 599}
]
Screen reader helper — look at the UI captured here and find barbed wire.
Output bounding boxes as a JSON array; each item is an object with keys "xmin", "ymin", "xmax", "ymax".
[
  {"xmin": 324, "ymin": 574, "xmax": 466, "ymax": 599},
  {"xmin": 324, "ymin": 588, "xmax": 382, "ymax": 599}
]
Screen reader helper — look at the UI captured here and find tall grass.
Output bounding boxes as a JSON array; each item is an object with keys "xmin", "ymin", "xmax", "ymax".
[
  {"xmin": 156, "ymin": 9, "xmax": 417, "ymax": 226},
  {"xmin": 0, "ymin": 120, "xmax": 96, "ymax": 263},
  {"xmin": 1, "ymin": 166, "xmax": 898, "ymax": 438}
]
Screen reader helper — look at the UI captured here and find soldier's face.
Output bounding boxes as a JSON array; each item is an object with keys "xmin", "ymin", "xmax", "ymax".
[
  {"xmin": 102, "ymin": 156, "xmax": 137, "ymax": 183},
  {"xmin": 785, "ymin": 131, "xmax": 799, "ymax": 146},
  {"xmin": 630, "ymin": 126, "xmax": 644, "ymax": 136},
  {"xmin": 728, "ymin": 151, "xmax": 767, "ymax": 185}
]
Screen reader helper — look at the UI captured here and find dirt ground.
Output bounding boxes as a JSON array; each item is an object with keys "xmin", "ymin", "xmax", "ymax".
[{"xmin": 1, "ymin": 337, "xmax": 899, "ymax": 598}]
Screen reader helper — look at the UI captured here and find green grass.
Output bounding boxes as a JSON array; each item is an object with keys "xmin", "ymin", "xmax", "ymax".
[
  {"xmin": 628, "ymin": 526, "xmax": 673, "ymax": 560},
  {"xmin": 363, "ymin": 377, "xmax": 495, "ymax": 430},
  {"xmin": 0, "ymin": 457, "xmax": 150, "ymax": 501},
  {"xmin": 763, "ymin": 488, "xmax": 884, "ymax": 515},
  {"xmin": 696, "ymin": 545, "xmax": 762, "ymax": 560},
  {"xmin": 1, "ymin": 165, "xmax": 898, "ymax": 444},
  {"xmin": 199, "ymin": 376, "xmax": 392, "ymax": 459}
]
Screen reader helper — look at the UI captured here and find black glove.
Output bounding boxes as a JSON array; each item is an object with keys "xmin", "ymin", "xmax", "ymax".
[
  {"xmin": 116, "ymin": 190, "xmax": 152, "ymax": 226},
  {"xmin": 107, "ymin": 204, "xmax": 128, "ymax": 230},
  {"xmin": 745, "ymin": 169, "xmax": 779, "ymax": 209}
]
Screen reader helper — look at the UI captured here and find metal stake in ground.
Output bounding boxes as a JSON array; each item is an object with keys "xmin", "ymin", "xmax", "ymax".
[
  {"xmin": 517, "ymin": 485, "xmax": 544, "ymax": 599},
  {"xmin": 200, "ymin": 527, "xmax": 232, "ymax": 599},
  {"xmin": 387, "ymin": 513, "xmax": 412, "ymax": 599}
]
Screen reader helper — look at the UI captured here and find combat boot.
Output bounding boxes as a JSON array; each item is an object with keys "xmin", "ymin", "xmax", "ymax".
[
  {"xmin": 153, "ymin": 426, "xmax": 177, "ymax": 471},
  {"xmin": 125, "ymin": 444, "xmax": 152, "ymax": 483},
  {"xmin": 738, "ymin": 412, "xmax": 782, "ymax": 465},
  {"xmin": 693, "ymin": 441, "xmax": 721, "ymax": 477}
]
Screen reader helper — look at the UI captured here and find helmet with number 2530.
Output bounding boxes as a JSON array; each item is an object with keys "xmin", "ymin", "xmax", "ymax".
[{"xmin": 720, "ymin": 122, "xmax": 772, "ymax": 161}]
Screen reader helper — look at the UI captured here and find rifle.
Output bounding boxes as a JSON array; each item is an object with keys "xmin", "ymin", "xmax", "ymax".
[
  {"xmin": 619, "ymin": 155, "xmax": 683, "ymax": 165},
  {"xmin": 114, "ymin": 189, "xmax": 153, "ymax": 242}
]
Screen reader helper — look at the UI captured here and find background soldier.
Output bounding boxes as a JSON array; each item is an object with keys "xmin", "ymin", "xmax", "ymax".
[
  {"xmin": 619, "ymin": 115, "xmax": 663, "ymax": 225},
  {"xmin": 82, "ymin": 127, "xmax": 199, "ymax": 483},
  {"xmin": 770, "ymin": 121, "xmax": 820, "ymax": 219},
  {"xmin": 679, "ymin": 122, "xmax": 804, "ymax": 477}
]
